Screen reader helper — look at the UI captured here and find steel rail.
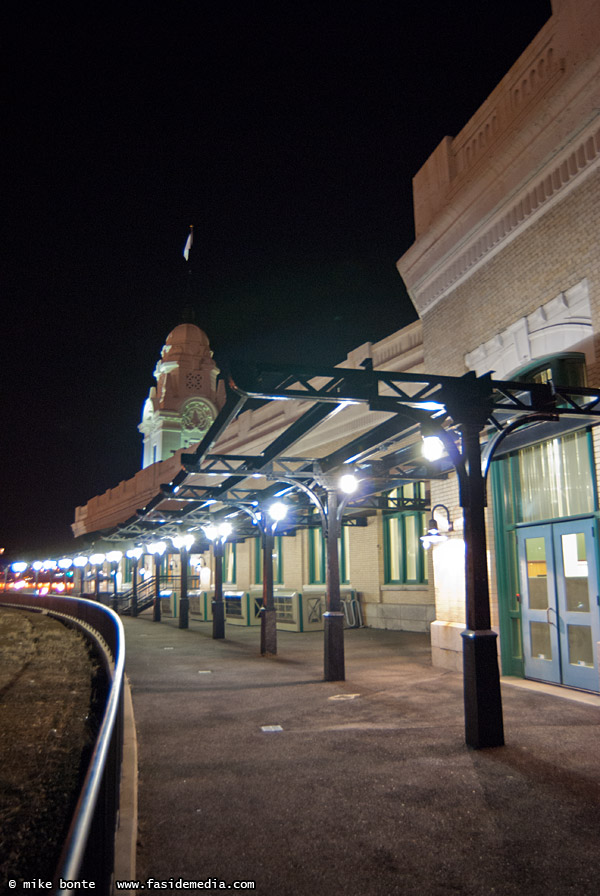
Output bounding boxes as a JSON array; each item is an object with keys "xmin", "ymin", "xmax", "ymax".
[{"xmin": 0, "ymin": 592, "xmax": 125, "ymax": 895}]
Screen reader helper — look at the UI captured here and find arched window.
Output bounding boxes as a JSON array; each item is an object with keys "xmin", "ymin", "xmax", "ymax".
[{"xmin": 515, "ymin": 353, "xmax": 587, "ymax": 388}]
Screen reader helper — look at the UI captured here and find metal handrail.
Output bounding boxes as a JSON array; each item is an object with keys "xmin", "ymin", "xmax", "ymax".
[{"xmin": 0, "ymin": 592, "xmax": 125, "ymax": 894}]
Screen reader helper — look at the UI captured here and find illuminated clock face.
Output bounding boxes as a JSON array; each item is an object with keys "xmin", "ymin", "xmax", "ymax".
[{"xmin": 181, "ymin": 398, "xmax": 214, "ymax": 433}]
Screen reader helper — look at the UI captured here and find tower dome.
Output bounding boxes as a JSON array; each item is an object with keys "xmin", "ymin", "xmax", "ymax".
[{"xmin": 162, "ymin": 323, "xmax": 210, "ymax": 360}]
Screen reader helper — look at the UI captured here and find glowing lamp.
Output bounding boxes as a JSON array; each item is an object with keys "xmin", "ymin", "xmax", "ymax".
[
  {"xmin": 422, "ymin": 436, "xmax": 445, "ymax": 462},
  {"xmin": 339, "ymin": 473, "xmax": 359, "ymax": 494},
  {"xmin": 268, "ymin": 502, "xmax": 288, "ymax": 522}
]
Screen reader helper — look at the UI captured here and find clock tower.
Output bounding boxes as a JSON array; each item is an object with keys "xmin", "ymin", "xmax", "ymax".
[{"xmin": 138, "ymin": 323, "xmax": 225, "ymax": 468}]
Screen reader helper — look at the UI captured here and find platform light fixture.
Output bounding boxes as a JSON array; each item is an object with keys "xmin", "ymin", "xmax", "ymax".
[
  {"xmin": 268, "ymin": 501, "xmax": 288, "ymax": 522},
  {"xmin": 422, "ymin": 435, "xmax": 445, "ymax": 462},
  {"xmin": 420, "ymin": 504, "xmax": 454, "ymax": 550},
  {"xmin": 339, "ymin": 472, "xmax": 359, "ymax": 494}
]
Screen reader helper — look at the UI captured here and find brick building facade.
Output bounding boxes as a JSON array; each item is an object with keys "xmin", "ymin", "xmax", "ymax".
[{"xmin": 397, "ymin": 0, "xmax": 600, "ymax": 688}]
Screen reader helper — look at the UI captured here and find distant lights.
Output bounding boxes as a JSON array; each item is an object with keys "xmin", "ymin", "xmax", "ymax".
[
  {"xmin": 203, "ymin": 521, "xmax": 232, "ymax": 542},
  {"xmin": 126, "ymin": 547, "xmax": 144, "ymax": 561},
  {"xmin": 106, "ymin": 550, "xmax": 123, "ymax": 564},
  {"xmin": 172, "ymin": 534, "xmax": 195, "ymax": 552}
]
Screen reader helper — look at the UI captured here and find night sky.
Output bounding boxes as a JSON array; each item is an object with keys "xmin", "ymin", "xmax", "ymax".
[{"xmin": 1, "ymin": 1, "xmax": 552, "ymax": 560}]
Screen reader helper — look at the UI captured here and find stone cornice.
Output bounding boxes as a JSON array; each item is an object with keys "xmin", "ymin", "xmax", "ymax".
[{"xmin": 411, "ymin": 120, "xmax": 600, "ymax": 316}]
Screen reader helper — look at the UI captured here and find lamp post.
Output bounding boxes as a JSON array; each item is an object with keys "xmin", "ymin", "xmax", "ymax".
[
  {"xmin": 126, "ymin": 547, "xmax": 143, "ymax": 617},
  {"xmin": 203, "ymin": 521, "xmax": 232, "ymax": 639},
  {"xmin": 147, "ymin": 541, "xmax": 167, "ymax": 622},
  {"xmin": 260, "ymin": 501, "xmax": 288, "ymax": 656},
  {"xmin": 57, "ymin": 558, "xmax": 73, "ymax": 594},
  {"xmin": 106, "ymin": 550, "xmax": 123, "ymax": 610},
  {"xmin": 43, "ymin": 559, "xmax": 58, "ymax": 593},
  {"xmin": 89, "ymin": 553, "xmax": 106, "ymax": 600},
  {"xmin": 10, "ymin": 561, "xmax": 27, "ymax": 590},
  {"xmin": 278, "ymin": 470, "xmax": 358, "ymax": 681},
  {"xmin": 72, "ymin": 556, "xmax": 88, "ymax": 595},
  {"xmin": 172, "ymin": 534, "xmax": 195, "ymax": 629},
  {"xmin": 32, "ymin": 560, "xmax": 44, "ymax": 593},
  {"xmin": 422, "ymin": 377, "xmax": 505, "ymax": 749}
]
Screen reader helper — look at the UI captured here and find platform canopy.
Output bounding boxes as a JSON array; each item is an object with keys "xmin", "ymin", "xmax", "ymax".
[{"xmin": 79, "ymin": 361, "xmax": 600, "ymax": 552}]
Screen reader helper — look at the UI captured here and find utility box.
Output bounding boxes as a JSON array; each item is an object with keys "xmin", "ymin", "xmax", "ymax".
[
  {"xmin": 249, "ymin": 588, "xmax": 322, "ymax": 632},
  {"xmin": 224, "ymin": 591, "xmax": 261, "ymax": 626},
  {"xmin": 188, "ymin": 590, "xmax": 213, "ymax": 621}
]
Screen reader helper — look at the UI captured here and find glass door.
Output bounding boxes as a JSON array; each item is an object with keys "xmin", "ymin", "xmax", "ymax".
[
  {"xmin": 518, "ymin": 526, "xmax": 561, "ymax": 684},
  {"xmin": 517, "ymin": 520, "xmax": 600, "ymax": 691},
  {"xmin": 553, "ymin": 520, "xmax": 600, "ymax": 691}
]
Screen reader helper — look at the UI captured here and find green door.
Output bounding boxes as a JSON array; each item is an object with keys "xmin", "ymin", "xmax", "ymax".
[{"xmin": 517, "ymin": 520, "xmax": 600, "ymax": 692}]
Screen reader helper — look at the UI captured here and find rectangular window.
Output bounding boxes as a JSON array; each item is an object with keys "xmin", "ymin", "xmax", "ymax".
[
  {"xmin": 503, "ymin": 430, "xmax": 595, "ymax": 524},
  {"xmin": 383, "ymin": 483, "xmax": 428, "ymax": 585},
  {"xmin": 254, "ymin": 536, "xmax": 284, "ymax": 585},
  {"xmin": 308, "ymin": 525, "xmax": 351, "ymax": 585},
  {"xmin": 308, "ymin": 527, "xmax": 326, "ymax": 584}
]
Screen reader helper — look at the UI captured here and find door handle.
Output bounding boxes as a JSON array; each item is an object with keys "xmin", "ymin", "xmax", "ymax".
[{"xmin": 546, "ymin": 606, "xmax": 557, "ymax": 626}]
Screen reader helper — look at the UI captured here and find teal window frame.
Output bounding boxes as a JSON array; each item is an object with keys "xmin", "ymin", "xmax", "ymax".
[
  {"xmin": 383, "ymin": 483, "xmax": 428, "ymax": 585},
  {"xmin": 308, "ymin": 527, "xmax": 326, "ymax": 584},
  {"xmin": 254, "ymin": 536, "xmax": 284, "ymax": 585},
  {"xmin": 308, "ymin": 524, "xmax": 350, "ymax": 585}
]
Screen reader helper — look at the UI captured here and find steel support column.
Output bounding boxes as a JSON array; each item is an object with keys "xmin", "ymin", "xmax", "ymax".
[
  {"xmin": 212, "ymin": 540, "xmax": 225, "ymax": 639},
  {"xmin": 460, "ymin": 422, "xmax": 504, "ymax": 748},
  {"xmin": 179, "ymin": 547, "xmax": 189, "ymax": 630},
  {"xmin": 260, "ymin": 529, "xmax": 277, "ymax": 655},
  {"xmin": 324, "ymin": 487, "xmax": 345, "ymax": 681}
]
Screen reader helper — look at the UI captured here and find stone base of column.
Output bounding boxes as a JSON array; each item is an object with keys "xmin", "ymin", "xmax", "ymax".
[
  {"xmin": 212, "ymin": 600, "xmax": 225, "ymax": 639},
  {"xmin": 462, "ymin": 629, "xmax": 504, "ymax": 749},
  {"xmin": 153, "ymin": 599, "xmax": 161, "ymax": 623},
  {"xmin": 324, "ymin": 611, "xmax": 345, "ymax": 681},
  {"xmin": 260, "ymin": 607, "xmax": 277, "ymax": 655},
  {"xmin": 179, "ymin": 597, "xmax": 189, "ymax": 629}
]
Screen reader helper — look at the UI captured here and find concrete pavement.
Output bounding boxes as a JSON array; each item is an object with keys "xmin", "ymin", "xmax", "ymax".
[{"xmin": 120, "ymin": 615, "xmax": 600, "ymax": 895}]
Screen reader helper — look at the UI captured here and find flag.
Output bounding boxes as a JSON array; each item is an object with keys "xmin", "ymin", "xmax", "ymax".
[{"xmin": 183, "ymin": 225, "xmax": 193, "ymax": 261}]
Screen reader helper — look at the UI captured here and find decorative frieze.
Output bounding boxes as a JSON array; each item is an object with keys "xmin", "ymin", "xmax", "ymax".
[{"xmin": 415, "ymin": 124, "xmax": 600, "ymax": 316}]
